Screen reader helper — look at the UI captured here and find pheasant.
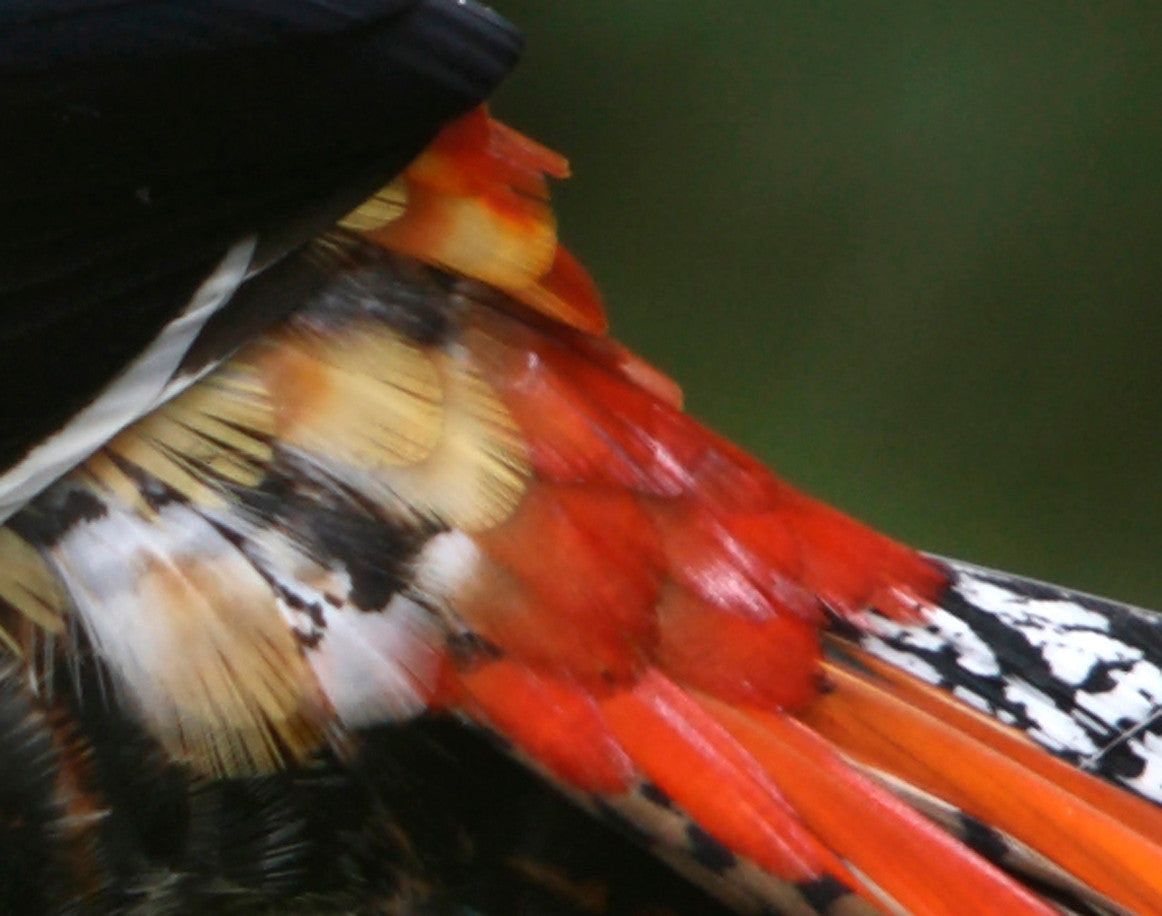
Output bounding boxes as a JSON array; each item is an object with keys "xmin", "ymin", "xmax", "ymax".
[{"xmin": 3, "ymin": 3, "xmax": 1162, "ymax": 914}]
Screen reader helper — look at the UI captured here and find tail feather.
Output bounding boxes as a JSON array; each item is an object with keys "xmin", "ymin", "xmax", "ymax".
[
  {"xmin": 701, "ymin": 695, "xmax": 1062, "ymax": 916},
  {"xmin": 858, "ymin": 766, "xmax": 1131, "ymax": 916},
  {"xmin": 825, "ymin": 640, "xmax": 1162, "ymax": 845},
  {"xmin": 797, "ymin": 656, "xmax": 1162, "ymax": 914},
  {"xmin": 3, "ymin": 112, "xmax": 1162, "ymax": 914},
  {"xmin": 857, "ymin": 558, "xmax": 1162, "ymax": 803}
]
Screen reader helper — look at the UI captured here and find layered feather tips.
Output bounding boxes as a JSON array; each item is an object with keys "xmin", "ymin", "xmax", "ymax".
[
  {"xmin": 4, "ymin": 112, "xmax": 1162, "ymax": 916},
  {"xmin": 1, "ymin": 237, "xmax": 533, "ymax": 776}
]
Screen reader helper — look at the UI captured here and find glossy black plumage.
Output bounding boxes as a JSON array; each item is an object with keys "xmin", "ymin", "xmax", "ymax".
[{"xmin": 0, "ymin": 0, "xmax": 520, "ymax": 485}]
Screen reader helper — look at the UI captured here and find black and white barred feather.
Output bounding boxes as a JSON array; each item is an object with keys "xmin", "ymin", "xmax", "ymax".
[{"xmin": 863, "ymin": 559, "xmax": 1162, "ymax": 804}]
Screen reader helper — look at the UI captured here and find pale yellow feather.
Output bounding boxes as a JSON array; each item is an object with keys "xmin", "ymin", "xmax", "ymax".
[
  {"xmin": 246, "ymin": 319, "xmax": 529, "ymax": 531},
  {"xmin": 337, "ymin": 179, "xmax": 408, "ymax": 232},
  {"xmin": 0, "ymin": 528, "xmax": 66, "ymax": 654},
  {"xmin": 253, "ymin": 321, "xmax": 444, "ymax": 468},
  {"xmin": 83, "ymin": 366, "xmax": 274, "ymax": 513}
]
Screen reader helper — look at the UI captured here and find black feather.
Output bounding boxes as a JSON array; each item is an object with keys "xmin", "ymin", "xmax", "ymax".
[{"xmin": 0, "ymin": 0, "xmax": 520, "ymax": 481}]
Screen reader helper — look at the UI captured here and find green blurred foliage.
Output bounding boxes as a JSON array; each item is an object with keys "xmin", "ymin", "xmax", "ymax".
[{"xmin": 489, "ymin": 1, "xmax": 1162, "ymax": 607}]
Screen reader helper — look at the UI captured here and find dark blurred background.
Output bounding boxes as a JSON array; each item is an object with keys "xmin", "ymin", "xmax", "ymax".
[{"xmin": 488, "ymin": 1, "xmax": 1162, "ymax": 608}]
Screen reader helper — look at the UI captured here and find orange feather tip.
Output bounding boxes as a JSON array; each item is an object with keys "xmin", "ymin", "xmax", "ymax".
[
  {"xmin": 598, "ymin": 670, "xmax": 862, "ymax": 889},
  {"xmin": 831, "ymin": 641, "xmax": 1162, "ymax": 848},
  {"xmin": 698, "ymin": 695, "xmax": 1061, "ymax": 916},
  {"xmin": 355, "ymin": 107, "xmax": 607, "ymax": 334},
  {"xmin": 801, "ymin": 658, "xmax": 1162, "ymax": 915},
  {"xmin": 456, "ymin": 659, "xmax": 634, "ymax": 795}
]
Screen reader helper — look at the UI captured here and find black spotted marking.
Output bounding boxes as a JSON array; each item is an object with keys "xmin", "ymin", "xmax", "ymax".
[
  {"xmin": 823, "ymin": 610, "xmax": 863, "ymax": 644},
  {"xmin": 797, "ymin": 874, "xmax": 851, "ymax": 913},
  {"xmin": 1076, "ymin": 657, "xmax": 1122, "ymax": 694},
  {"xmin": 639, "ymin": 780, "xmax": 674, "ymax": 810},
  {"xmin": 947, "ymin": 812, "xmax": 1105, "ymax": 914},
  {"xmin": 936, "ymin": 584, "xmax": 1100, "ymax": 727},
  {"xmin": 292, "ymin": 628, "xmax": 324, "ymax": 651},
  {"xmin": 280, "ymin": 591, "xmax": 328, "ymax": 650},
  {"xmin": 309, "ymin": 496, "xmax": 436, "ymax": 613},
  {"xmin": 1098, "ymin": 735, "xmax": 1153, "ymax": 782},
  {"xmin": 860, "ymin": 558, "xmax": 1162, "ymax": 801},
  {"xmin": 10, "ymin": 484, "xmax": 107, "ymax": 547},
  {"xmin": 280, "ymin": 588, "xmax": 307, "ymax": 613},
  {"xmin": 958, "ymin": 813, "xmax": 1010, "ymax": 863},
  {"xmin": 98, "ymin": 449, "xmax": 181, "ymax": 513},
  {"xmin": 685, "ymin": 823, "xmax": 737, "ymax": 873},
  {"xmin": 446, "ymin": 631, "xmax": 503, "ymax": 664},
  {"xmin": 229, "ymin": 465, "xmax": 440, "ymax": 616}
]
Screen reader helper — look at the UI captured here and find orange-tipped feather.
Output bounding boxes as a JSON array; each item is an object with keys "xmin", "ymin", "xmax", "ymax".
[
  {"xmin": 350, "ymin": 107, "xmax": 607, "ymax": 334},
  {"xmin": 457, "ymin": 659, "xmax": 634, "ymax": 794},
  {"xmin": 800, "ymin": 660, "xmax": 1162, "ymax": 914},
  {"xmin": 598, "ymin": 669, "xmax": 846, "ymax": 886},
  {"xmin": 699, "ymin": 695, "xmax": 1061, "ymax": 916},
  {"xmin": 835, "ymin": 640, "xmax": 1162, "ymax": 848}
]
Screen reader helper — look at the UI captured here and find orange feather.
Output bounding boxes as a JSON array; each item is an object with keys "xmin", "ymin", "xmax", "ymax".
[{"xmin": 374, "ymin": 111, "xmax": 1162, "ymax": 916}]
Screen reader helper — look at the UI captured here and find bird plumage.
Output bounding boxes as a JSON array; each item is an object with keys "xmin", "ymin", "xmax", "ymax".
[
  {"xmin": 2, "ymin": 5, "xmax": 1162, "ymax": 915},
  {"xmin": 0, "ymin": 0, "xmax": 519, "ymax": 519}
]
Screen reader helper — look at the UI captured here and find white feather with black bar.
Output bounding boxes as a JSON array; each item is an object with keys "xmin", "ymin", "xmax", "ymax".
[{"xmin": 860, "ymin": 557, "xmax": 1162, "ymax": 804}]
